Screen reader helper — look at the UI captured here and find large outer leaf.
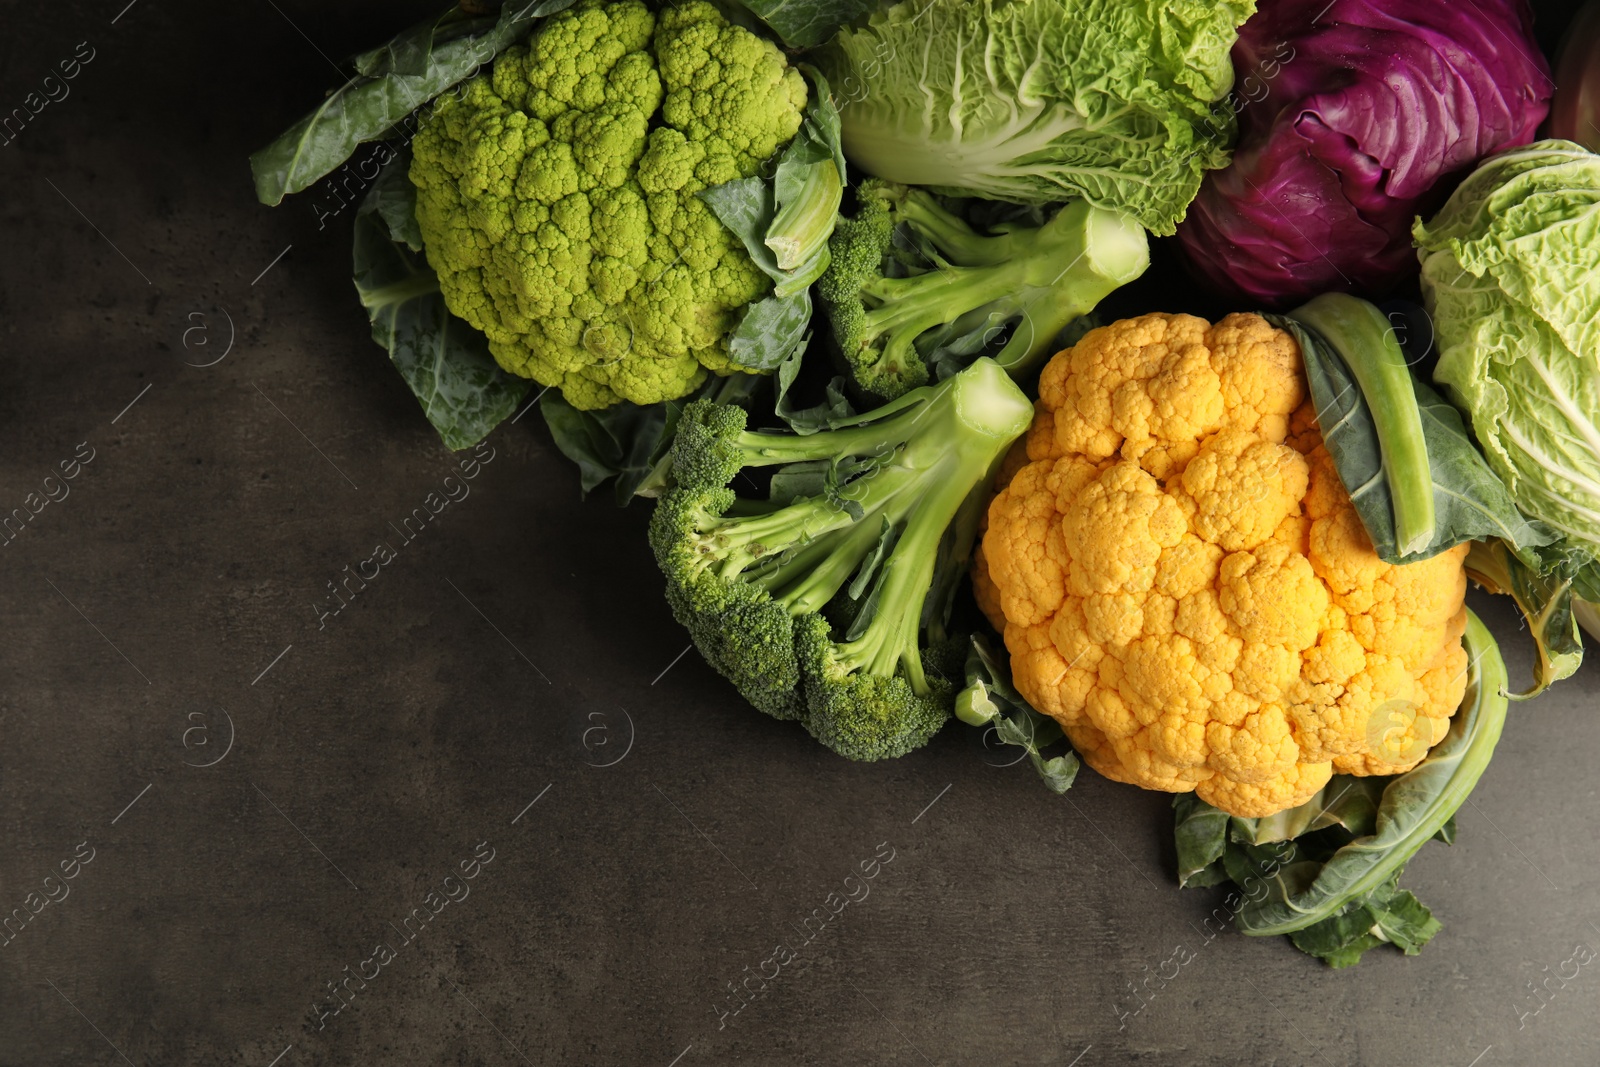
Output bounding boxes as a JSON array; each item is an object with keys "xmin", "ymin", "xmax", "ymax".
[
  {"xmin": 350, "ymin": 7, "xmax": 497, "ymax": 77},
  {"xmin": 1422, "ymin": 143, "xmax": 1600, "ymax": 365},
  {"xmin": 366, "ymin": 151, "xmax": 426, "ymax": 251},
  {"xmin": 541, "ymin": 373, "xmax": 766, "ymax": 504},
  {"xmin": 540, "ymin": 391, "xmax": 673, "ymax": 504},
  {"xmin": 1242, "ymin": 776, "xmax": 1387, "ymax": 845},
  {"xmin": 1287, "ymin": 295, "xmax": 1436, "ymax": 556},
  {"xmin": 819, "ymin": 0, "xmax": 1253, "ymax": 234},
  {"xmin": 251, "ymin": 0, "xmax": 577, "ymax": 206},
  {"xmin": 352, "ymin": 156, "xmax": 529, "ymax": 450},
  {"xmin": 729, "ymin": 0, "xmax": 879, "ymax": 48},
  {"xmin": 1171, "ymin": 793, "xmax": 1230, "ymax": 888},
  {"xmin": 1427, "ymin": 264, "xmax": 1600, "ymax": 557},
  {"xmin": 1236, "ymin": 612, "xmax": 1508, "ymax": 937},
  {"xmin": 699, "ymin": 177, "xmax": 783, "ymax": 278},
  {"xmin": 1275, "ymin": 313, "xmax": 1556, "ymax": 564},
  {"xmin": 1287, "ymin": 878, "xmax": 1441, "ymax": 968}
]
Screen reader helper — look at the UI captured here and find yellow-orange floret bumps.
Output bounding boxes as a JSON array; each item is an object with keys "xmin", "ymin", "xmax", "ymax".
[{"xmin": 977, "ymin": 313, "xmax": 1470, "ymax": 817}]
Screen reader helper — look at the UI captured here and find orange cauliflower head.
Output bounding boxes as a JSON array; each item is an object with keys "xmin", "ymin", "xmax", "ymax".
[{"xmin": 977, "ymin": 313, "xmax": 1470, "ymax": 817}]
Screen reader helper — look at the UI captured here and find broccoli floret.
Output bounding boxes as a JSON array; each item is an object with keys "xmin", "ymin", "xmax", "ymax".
[
  {"xmin": 649, "ymin": 356, "xmax": 1034, "ymax": 759},
  {"xmin": 817, "ymin": 179, "xmax": 1149, "ymax": 399}
]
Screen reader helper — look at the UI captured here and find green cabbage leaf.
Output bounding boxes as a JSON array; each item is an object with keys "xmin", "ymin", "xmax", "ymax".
[
  {"xmin": 1416, "ymin": 141, "xmax": 1600, "ymax": 567},
  {"xmin": 818, "ymin": 0, "xmax": 1255, "ymax": 234}
]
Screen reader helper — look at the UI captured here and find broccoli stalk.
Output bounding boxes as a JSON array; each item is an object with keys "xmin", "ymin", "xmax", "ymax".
[
  {"xmin": 650, "ymin": 356, "xmax": 1034, "ymax": 759},
  {"xmin": 818, "ymin": 179, "xmax": 1149, "ymax": 399}
]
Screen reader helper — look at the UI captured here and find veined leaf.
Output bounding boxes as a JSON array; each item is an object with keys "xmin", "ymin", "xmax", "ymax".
[
  {"xmin": 1172, "ymin": 793, "xmax": 1230, "ymax": 889},
  {"xmin": 352, "ymin": 153, "xmax": 529, "ymax": 450},
  {"xmin": 540, "ymin": 392, "xmax": 672, "ymax": 504},
  {"xmin": 1287, "ymin": 878, "xmax": 1441, "ymax": 968},
  {"xmin": 728, "ymin": 0, "xmax": 878, "ymax": 48},
  {"xmin": 773, "ymin": 340, "xmax": 854, "ymax": 435},
  {"xmin": 1464, "ymin": 540, "xmax": 1586, "ymax": 698},
  {"xmin": 365, "ymin": 152, "xmax": 426, "ymax": 251},
  {"xmin": 251, "ymin": 0, "xmax": 578, "ymax": 206},
  {"xmin": 1273, "ymin": 311, "xmax": 1556, "ymax": 564},
  {"xmin": 1242, "ymin": 776, "xmax": 1388, "ymax": 846},
  {"xmin": 726, "ymin": 288, "xmax": 814, "ymax": 373},
  {"xmin": 350, "ymin": 6, "xmax": 497, "ymax": 78},
  {"xmin": 699, "ymin": 177, "xmax": 782, "ymax": 278},
  {"xmin": 697, "ymin": 68, "xmax": 843, "ymax": 372},
  {"xmin": 1289, "ymin": 295, "xmax": 1436, "ymax": 557},
  {"xmin": 543, "ymin": 373, "xmax": 765, "ymax": 505},
  {"xmin": 1236, "ymin": 612, "xmax": 1508, "ymax": 938}
]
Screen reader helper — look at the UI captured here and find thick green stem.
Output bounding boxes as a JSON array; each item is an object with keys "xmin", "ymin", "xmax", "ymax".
[
  {"xmin": 714, "ymin": 361, "xmax": 1027, "ymax": 609},
  {"xmin": 924, "ymin": 458, "xmax": 1006, "ymax": 645},
  {"xmin": 857, "ymin": 198, "xmax": 1147, "ymax": 384},
  {"xmin": 711, "ymin": 360, "xmax": 1032, "ymax": 693},
  {"xmin": 830, "ymin": 358, "xmax": 1034, "ymax": 693},
  {"xmin": 759, "ymin": 470, "xmax": 923, "ymax": 614},
  {"xmin": 834, "ymin": 459, "xmax": 978, "ymax": 690},
  {"xmin": 705, "ymin": 494, "xmax": 857, "ymax": 577},
  {"xmin": 759, "ymin": 517, "xmax": 886, "ymax": 613},
  {"xmin": 861, "ymin": 261, "xmax": 1019, "ymax": 323},
  {"xmin": 1289, "ymin": 293, "xmax": 1436, "ymax": 556},
  {"xmin": 991, "ymin": 201, "xmax": 1147, "ymax": 377},
  {"xmin": 766, "ymin": 159, "xmax": 842, "ymax": 272},
  {"xmin": 860, "ymin": 257, "xmax": 1037, "ymax": 378},
  {"xmin": 732, "ymin": 403, "xmax": 919, "ymax": 466},
  {"xmin": 891, "ymin": 188, "xmax": 1015, "ymax": 266}
]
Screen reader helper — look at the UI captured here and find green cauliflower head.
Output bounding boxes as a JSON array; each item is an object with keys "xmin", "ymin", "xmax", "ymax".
[{"xmin": 410, "ymin": 0, "xmax": 808, "ymax": 409}]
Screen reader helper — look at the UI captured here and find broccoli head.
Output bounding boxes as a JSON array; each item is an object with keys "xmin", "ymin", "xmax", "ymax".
[
  {"xmin": 410, "ymin": 0, "xmax": 808, "ymax": 410},
  {"xmin": 817, "ymin": 179, "xmax": 1149, "ymax": 400},
  {"xmin": 649, "ymin": 356, "xmax": 1034, "ymax": 760}
]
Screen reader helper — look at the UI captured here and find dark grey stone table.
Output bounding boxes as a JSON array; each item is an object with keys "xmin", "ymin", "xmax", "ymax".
[{"xmin": 4, "ymin": 3, "xmax": 1598, "ymax": 1064}]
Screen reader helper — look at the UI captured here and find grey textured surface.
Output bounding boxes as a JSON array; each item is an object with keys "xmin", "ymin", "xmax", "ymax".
[{"xmin": 3, "ymin": 3, "xmax": 1600, "ymax": 1066}]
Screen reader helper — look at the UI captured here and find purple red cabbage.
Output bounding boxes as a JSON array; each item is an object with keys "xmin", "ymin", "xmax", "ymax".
[{"xmin": 1174, "ymin": 0, "xmax": 1553, "ymax": 307}]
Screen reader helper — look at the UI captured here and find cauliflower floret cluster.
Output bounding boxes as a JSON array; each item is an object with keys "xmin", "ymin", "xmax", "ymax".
[
  {"xmin": 976, "ymin": 313, "xmax": 1470, "ymax": 817},
  {"xmin": 409, "ymin": 0, "xmax": 807, "ymax": 409}
]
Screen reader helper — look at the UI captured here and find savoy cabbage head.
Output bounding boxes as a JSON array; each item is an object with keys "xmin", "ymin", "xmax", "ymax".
[
  {"xmin": 1416, "ymin": 140, "xmax": 1600, "ymax": 566},
  {"xmin": 818, "ymin": 0, "xmax": 1255, "ymax": 235}
]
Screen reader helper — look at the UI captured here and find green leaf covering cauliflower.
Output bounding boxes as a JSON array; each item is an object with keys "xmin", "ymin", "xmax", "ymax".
[{"xmin": 409, "ymin": 0, "xmax": 808, "ymax": 410}]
